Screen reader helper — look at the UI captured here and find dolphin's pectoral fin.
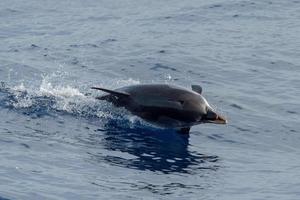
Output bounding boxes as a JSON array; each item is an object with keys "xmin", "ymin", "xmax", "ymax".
[
  {"xmin": 91, "ymin": 86, "xmax": 130, "ymax": 97},
  {"xmin": 191, "ymin": 85, "xmax": 202, "ymax": 94},
  {"xmin": 176, "ymin": 127, "xmax": 191, "ymax": 134}
]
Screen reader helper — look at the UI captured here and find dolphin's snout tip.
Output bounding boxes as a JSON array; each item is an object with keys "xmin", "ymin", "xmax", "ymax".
[
  {"xmin": 217, "ymin": 115, "xmax": 227, "ymax": 124},
  {"xmin": 205, "ymin": 109, "xmax": 227, "ymax": 124}
]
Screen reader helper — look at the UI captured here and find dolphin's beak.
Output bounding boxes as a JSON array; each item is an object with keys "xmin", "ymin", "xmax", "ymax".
[
  {"xmin": 203, "ymin": 109, "xmax": 227, "ymax": 124},
  {"xmin": 211, "ymin": 114, "xmax": 227, "ymax": 124}
]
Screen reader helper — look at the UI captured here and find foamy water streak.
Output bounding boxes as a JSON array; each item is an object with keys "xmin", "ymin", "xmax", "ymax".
[{"xmin": 0, "ymin": 76, "xmax": 150, "ymax": 129}]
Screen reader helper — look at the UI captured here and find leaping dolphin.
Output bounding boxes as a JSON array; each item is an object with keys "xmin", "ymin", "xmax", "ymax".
[{"xmin": 91, "ymin": 84, "xmax": 226, "ymax": 134}]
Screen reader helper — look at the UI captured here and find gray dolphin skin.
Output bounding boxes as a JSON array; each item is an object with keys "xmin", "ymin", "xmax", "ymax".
[{"xmin": 91, "ymin": 84, "xmax": 227, "ymax": 134}]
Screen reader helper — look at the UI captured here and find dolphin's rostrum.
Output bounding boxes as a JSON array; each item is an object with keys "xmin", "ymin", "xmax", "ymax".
[{"xmin": 92, "ymin": 84, "xmax": 226, "ymax": 134}]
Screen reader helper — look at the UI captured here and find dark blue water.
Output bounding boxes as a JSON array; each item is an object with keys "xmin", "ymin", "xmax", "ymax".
[{"xmin": 1, "ymin": 0, "xmax": 300, "ymax": 199}]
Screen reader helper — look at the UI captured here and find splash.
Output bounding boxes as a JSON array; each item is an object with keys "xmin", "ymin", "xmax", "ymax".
[
  {"xmin": 12, "ymin": 83, "xmax": 26, "ymax": 92},
  {"xmin": 0, "ymin": 75, "xmax": 148, "ymax": 130},
  {"xmin": 39, "ymin": 79, "xmax": 84, "ymax": 98}
]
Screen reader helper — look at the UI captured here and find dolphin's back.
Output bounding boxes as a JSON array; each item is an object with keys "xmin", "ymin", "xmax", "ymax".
[{"xmin": 119, "ymin": 84, "xmax": 199, "ymax": 105}]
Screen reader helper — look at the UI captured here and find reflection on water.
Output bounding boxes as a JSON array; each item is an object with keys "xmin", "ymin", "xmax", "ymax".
[{"xmin": 88, "ymin": 121, "xmax": 219, "ymax": 174}]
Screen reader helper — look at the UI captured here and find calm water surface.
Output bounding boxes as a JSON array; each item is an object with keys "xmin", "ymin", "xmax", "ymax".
[{"xmin": 0, "ymin": 0, "xmax": 300, "ymax": 199}]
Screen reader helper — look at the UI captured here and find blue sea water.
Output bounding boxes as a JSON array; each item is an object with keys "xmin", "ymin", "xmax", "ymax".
[{"xmin": 1, "ymin": 0, "xmax": 300, "ymax": 199}]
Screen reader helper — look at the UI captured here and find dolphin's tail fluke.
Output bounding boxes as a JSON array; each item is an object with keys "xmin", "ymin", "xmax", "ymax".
[{"xmin": 91, "ymin": 86, "xmax": 130, "ymax": 97}]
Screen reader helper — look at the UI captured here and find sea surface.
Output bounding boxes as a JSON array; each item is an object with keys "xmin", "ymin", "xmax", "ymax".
[{"xmin": 0, "ymin": 0, "xmax": 300, "ymax": 199}]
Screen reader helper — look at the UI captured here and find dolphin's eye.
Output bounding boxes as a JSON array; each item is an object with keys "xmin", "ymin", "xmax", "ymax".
[{"xmin": 178, "ymin": 100, "xmax": 184, "ymax": 105}]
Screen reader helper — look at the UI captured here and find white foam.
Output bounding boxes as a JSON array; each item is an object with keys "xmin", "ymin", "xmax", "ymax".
[
  {"xmin": 39, "ymin": 79, "xmax": 84, "ymax": 98},
  {"xmin": 6, "ymin": 75, "xmax": 148, "ymax": 128},
  {"xmin": 10, "ymin": 83, "xmax": 33, "ymax": 108},
  {"xmin": 12, "ymin": 95, "xmax": 33, "ymax": 108},
  {"xmin": 12, "ymin": 83, "xmax": 26, "ymax": 92}
]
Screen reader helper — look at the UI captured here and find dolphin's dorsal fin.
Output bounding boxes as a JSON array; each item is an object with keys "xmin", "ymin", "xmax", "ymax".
[
  {"xmin": 91, "ymin": 86, "xmax": 130, "ymax": 97},
  {"xmin": 191, "ymin": 85, "xmax": 202, "ymax": 94}
]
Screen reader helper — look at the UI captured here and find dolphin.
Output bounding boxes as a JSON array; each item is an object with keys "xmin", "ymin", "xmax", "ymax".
[{"xmin": 91, "ymin": 84, "xmax": 226, "ymax": 134}]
